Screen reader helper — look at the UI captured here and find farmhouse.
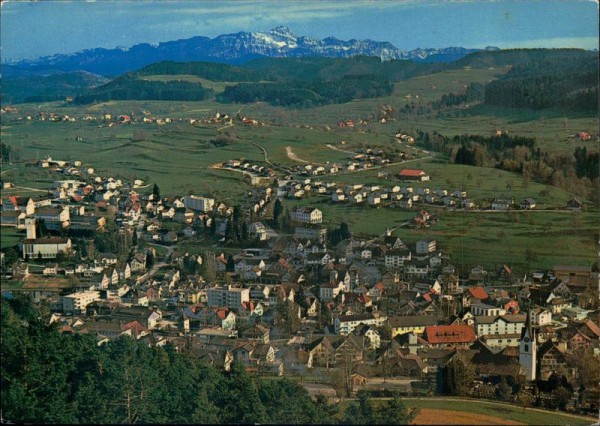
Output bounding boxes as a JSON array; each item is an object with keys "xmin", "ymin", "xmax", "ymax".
[
  {"xmin": 566, "ymin": 197, "xmax": 583, "ymax": 211},
  {"xmin": 520, "ymin": 198, "xmax": 537, "ymax": 210},
  {"xmin": 491, "ymin": 198, "xmax": 514, "ymax": 210},
  {"xmin": 398, "ymin": 169, "xmax": 430, "ymax": 181}
]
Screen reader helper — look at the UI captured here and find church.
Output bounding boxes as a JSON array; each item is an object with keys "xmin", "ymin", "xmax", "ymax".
[{"xmin": 20, "ymin": 218, "xmax": 72, "ymax": 259}]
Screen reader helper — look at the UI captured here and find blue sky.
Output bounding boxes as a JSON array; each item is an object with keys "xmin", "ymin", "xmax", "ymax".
[{"xmin": 1, "ymin": 0, "xmax": 598, "ymax": 62}]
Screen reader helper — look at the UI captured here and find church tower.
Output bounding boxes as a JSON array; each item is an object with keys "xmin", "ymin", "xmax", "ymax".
[
  {"xmin": 519, "ymin": 310, "xmax": 537, "ymax": 381},
  {"xmin": 25, "ymin": 217, "xmax": 37, "ymax": 240}
]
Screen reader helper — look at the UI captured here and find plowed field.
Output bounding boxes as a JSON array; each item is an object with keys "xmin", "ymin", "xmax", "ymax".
[{"xmin": 412, "ymin": 408, "xmax": 524, "ymax": 425}]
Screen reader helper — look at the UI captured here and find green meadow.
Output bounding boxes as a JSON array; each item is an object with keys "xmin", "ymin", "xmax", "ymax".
[{"xmin": 1, "ymin": 67, "xmax": 597, "ymax": 272}]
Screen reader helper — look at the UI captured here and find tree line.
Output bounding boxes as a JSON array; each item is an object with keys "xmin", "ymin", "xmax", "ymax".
[
  {"xmin": 418, "ymin": 130, "xmax": 599, "ymax": 200},
  {"xmin": 1, "ymin": 295, "xmax": 417, "ymax": 424}
]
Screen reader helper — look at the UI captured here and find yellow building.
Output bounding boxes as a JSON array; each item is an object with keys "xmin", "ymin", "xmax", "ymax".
[{"xmin": 388, "ymin": 315, "xmax": 438, "ymax": 338}]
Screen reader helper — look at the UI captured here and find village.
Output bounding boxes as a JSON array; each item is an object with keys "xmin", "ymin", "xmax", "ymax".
[{"xmin": 0, "ymin": 146, "xmax": 598, "ymax": 414}]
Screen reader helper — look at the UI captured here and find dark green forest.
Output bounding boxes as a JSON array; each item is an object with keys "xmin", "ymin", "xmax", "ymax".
[
  {"xmin": 0, "ymin": 71, "xmax": 109, "ymax": 104},
  {"xmin": 133, "ymin": 61, "xmax": 263, "ymax": 82},
  {"xmin": 218, "ymin": 75, "xmax": 393, "ymax": 108},
  {"xmin": 482, "ymin": 50, "xmax": 598, "ymax": 111},
  {"xmin": 1, "ymin": 296, "xmax": 416, "ymax": 425},
  {"xmin": 74, "ymin": 76, "xmax": 214, "ymax": 104}
]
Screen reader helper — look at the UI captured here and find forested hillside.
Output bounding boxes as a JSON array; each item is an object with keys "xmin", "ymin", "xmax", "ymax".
[
  {"xmin": 1, "ymin": 296, "xmax": 417, "ymax": 425},
  {"xmin": 480, "ymin": 49, "xmax": 598, "ymax": 111},
  {"xmin": 218, "ymin": 74, "xmax": 393, "ymax": 107},
  {"xmin": 133, "ymin": 61, "xmax": 262, "ymax": 82},
  {"xmin": 1, "ymin": 71, "xmax": 109, "ymax": 104},
  {"xmin": 74, "ymin": 75, "xmax": 214, "ymax": 104}
]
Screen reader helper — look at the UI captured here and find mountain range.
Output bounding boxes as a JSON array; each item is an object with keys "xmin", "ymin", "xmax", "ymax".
[{"xmin": 2, "ymin": 26, "xmax": 497, "ymax": 77}]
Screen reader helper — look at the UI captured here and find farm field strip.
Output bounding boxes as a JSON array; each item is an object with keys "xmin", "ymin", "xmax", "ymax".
[{"xmin": 401, "ymin": 397, "xmax": 597, "ymax": 426}]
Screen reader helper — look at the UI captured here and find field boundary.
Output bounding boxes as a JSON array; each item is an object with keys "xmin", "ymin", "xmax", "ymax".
[{"xmin": 401, "ymin": 397, "xmax": 599, "ymax": 423}]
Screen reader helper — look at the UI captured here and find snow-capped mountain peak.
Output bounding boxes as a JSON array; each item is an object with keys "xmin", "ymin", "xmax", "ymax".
[{"xmin": 2, "ymin": 27, "xmax": 487, "ymax": 77}]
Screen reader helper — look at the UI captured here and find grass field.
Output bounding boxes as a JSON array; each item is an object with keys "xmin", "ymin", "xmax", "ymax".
[
  {"xmin": 413, "ymin": 408, "xmax": 524, "ymax": 425},
  {"xmin": 283, "ymin": 194, "xmax": 597, "ymax": 273},
  {"xmin": 0, "ymin": 227, "xmax": 23, "ymax": 249},
  {"xmin": 1, "ymin": 67, "xmax": 597, "ymax": 272}
]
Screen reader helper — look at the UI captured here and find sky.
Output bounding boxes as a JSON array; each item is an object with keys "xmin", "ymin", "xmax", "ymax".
[{"xmin": 1, "ymin": 0, "xmax": 598, "ymax": 62}]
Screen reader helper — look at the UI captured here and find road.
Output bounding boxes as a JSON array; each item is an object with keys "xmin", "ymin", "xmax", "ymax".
[
  {"xmin": 286, "ymin": 146, "xmax": 311, "ymax": 164},
  {"xmin": 238, "ymin": 135, "xmax": 295, "ymax": 175},
  {"xmin": 325, "ymin": 144, "xmax": 357, "ymax": 155},
  {"xmin": 12, "ymin": 186, "xmax": 47, "ymax": 193},
  {"xmin": 136, "ymin": 243, "xmax": 174, "ymax": 284}
]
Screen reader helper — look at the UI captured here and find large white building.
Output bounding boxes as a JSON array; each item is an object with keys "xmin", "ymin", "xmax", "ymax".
[
  {"xmin": 21, "ymin": 218, "xmax": 72, "ymax": 259},
  {"xmin": 63, "ymin": 291, "xmax": 100, "ymax": 314},
  {"xmin": 294, "ymin": 225, "xmax": 327, "ymax": 242},
  {"xmin": 183, "ymin": 195, "xmax": 215, "ymax": 213},
  {"xmin": 384, "ymin": 249, "xmax": 412, "ymax": 268},
  {"xmin": 474, "ymin": 314, "xmax": 527, "ymax": 348},
  {"xmin": 289, "ymin": 207, "xmax": 322, "ymax": 224},
  {"xmin": 416, "ymin": 239, "xmax": 436, "ymax": 255},
  {"xmin": 207, "ymin": 285, "xmax": 250, "ymax": 309}
]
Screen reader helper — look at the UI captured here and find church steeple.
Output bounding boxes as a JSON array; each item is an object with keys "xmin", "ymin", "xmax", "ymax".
[{"xmin": 519, "ymin": 310, "xmax": 537, "ymax": 381}]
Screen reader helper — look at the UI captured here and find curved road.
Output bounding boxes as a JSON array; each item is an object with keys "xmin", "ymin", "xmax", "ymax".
[{"xmin": 136, "ymin": 243, "xmax": 174, "ymax": 284}]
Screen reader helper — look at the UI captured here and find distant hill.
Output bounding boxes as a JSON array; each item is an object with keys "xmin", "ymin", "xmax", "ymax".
[
  {"xmin": 469, "ymin": 49, "xmax": 599, "ymax": 111},
  {"xmin": 2, "ymin": 26, "xmax": 485, "ymax": 78},
  {"xmin": 1, "ymin": 71, "xmax": 109, "ymax": 104},
  {"xmin": 6, "ymin": 48, "xmax": 597, "ymax": 114},
  {"xmin": 134, "ymin": 56, "xmax": 444, "ymax": 82}
]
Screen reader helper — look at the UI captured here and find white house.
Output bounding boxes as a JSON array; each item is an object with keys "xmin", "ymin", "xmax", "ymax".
[
  {"xmin": 335, "ymin": 312, "xmax": 387, "ymax": 335},
  {"xmin": 475, "ymin": 314, "xmax": 527, "ymax": 348},
  {"xmin": 290, "ymin": 207, "xmax": 322, "ymax": 224}
]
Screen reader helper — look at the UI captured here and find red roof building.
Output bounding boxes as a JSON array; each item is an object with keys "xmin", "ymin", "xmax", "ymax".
[
  {"xmin": 468, "ymin": 286, "xmax": 489, "ymax": 301},
  {"xmin": 425, "ymin": 324, "xmax": 477, "ymax": 348},
  {"xmin": 398, "ymin": 169, "xmax": 430, "ymax": 181}
]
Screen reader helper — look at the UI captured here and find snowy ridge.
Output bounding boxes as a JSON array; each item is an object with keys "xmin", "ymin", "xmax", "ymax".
[{"xmin": 2, "ymin": 26, "xmax": 488, "ymax": 77}]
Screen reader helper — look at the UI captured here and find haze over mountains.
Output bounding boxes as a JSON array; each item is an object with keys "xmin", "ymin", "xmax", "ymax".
[{"xmin": 2, "ymin": 26, "xmax": 496, "ymax": 77}]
